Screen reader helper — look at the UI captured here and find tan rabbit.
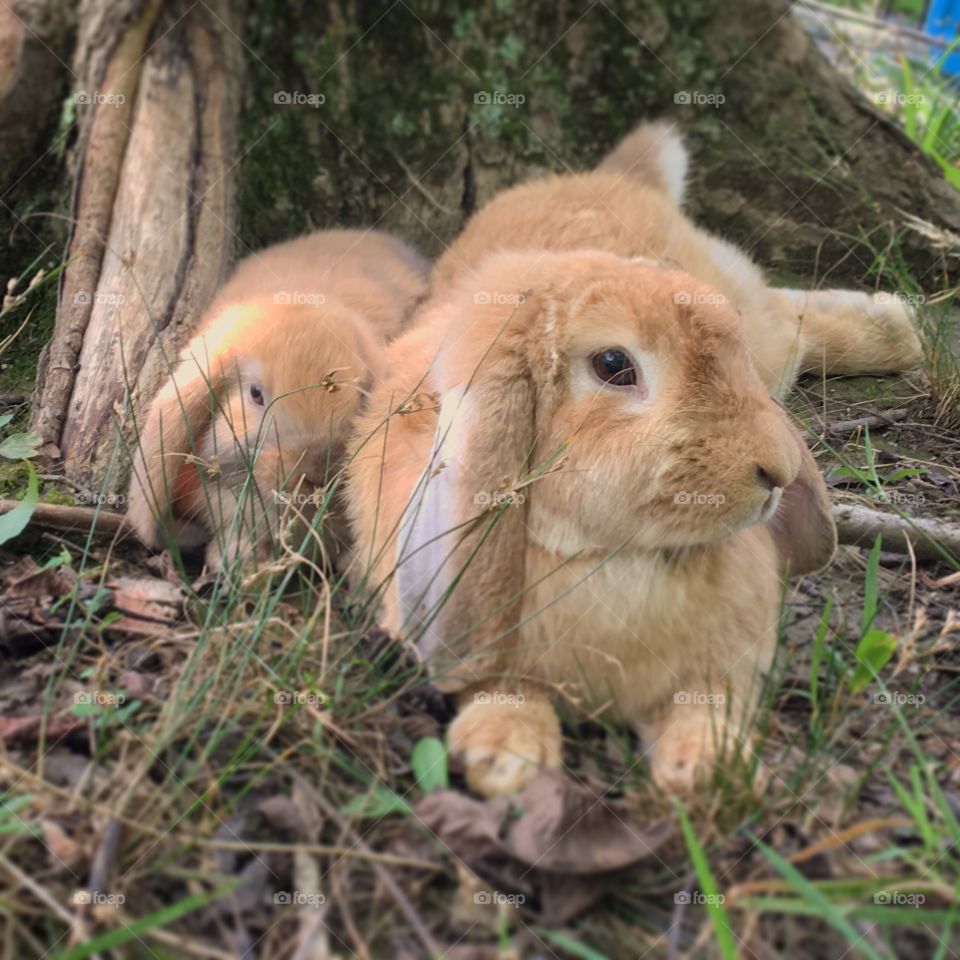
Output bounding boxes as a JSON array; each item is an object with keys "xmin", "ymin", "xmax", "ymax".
[
  {"xmin": 432, "ymin": 122, "xmax": 922, "ymax": 398},
  {"xmin": 347, "ymin": 248, "xmax": 841, "ymax": 797},
  {"xmin": 345, "ymin": 124, "xmax": 922, "ymax": 798},
  {"xmin": 127, "ymin": 229, "xmax": 427, "ymax": 569}
]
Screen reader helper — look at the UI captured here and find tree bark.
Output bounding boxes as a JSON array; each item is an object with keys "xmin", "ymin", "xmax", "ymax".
[
  {"xmin": 29, "ymin": 0, "xmax": 243, "ymax": 491},
  {"xmin": 0, "ymin": 0, "xmax": 70, "ymax": 196}
]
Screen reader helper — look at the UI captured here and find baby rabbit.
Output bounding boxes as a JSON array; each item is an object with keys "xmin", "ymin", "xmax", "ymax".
[
  {"xmin": 346, "ymin": 124, "xmax": 921, "ymax": 798},
  {"xmin": 431, "ymin": 122, "xmax": 922, "ymax": 398},
  {"xmin": 128, "ymin": 229, "xmax": 427, "ymax": 569}
]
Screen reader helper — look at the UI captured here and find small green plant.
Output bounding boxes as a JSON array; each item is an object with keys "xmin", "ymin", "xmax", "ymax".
[
  {"xmin": 849, "ymin": 534, "xmax": 898, "ymax": 693},
  {"xmin": 896, "ymin": 43, "xmax": 960, "ymax": 190},
  {"xmin": 832, "ymin": 427, "xmax": 925, "ymax": 498}
]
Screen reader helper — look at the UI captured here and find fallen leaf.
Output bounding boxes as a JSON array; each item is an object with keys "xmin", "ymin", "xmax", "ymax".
[
  {"xmin": 415, "ymin": 768, "xmax": 674, "ymax": 924},
  {"xmin": 0, "ymin": 712, "xmax": 82, "ymax": 744},
  {"xmin": 41, "ymin": 819, "xmax": 84, "ymax": 869},
  {"xmin": 2, "ymin": 556, "xmax": 76, "ymax": 598}
]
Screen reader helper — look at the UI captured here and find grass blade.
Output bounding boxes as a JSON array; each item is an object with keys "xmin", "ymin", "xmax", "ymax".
[
  {"xmin": 753, "ymin": 837, "xmax": 885, "ymax": 960},
  {"xmin": 677, "ymin": 803, "xmax": 738, "ymax": 960}
]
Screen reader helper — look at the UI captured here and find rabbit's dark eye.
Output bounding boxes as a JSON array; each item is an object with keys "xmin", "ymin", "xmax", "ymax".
[
  {"xmin": 249, "ymin": 384, "xmax": 264, "ymax": 406},
  {"xmin": 591, "ymin": 349, "xmax": 637, "ymax": 387}
]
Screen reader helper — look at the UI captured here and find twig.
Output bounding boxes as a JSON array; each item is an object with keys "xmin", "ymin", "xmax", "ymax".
[
  {"xmin": 293, "ymin": 775, "xmax": 442, "ymax": 958},
  {"xmin": 0, "ymin": 852, "xmax": 103, "ymax": 959},
  {"xmin": 392, "ymin": 152, "xmax": 454, "ymax": 214},
  {"xmin": 0, "ymin": 499, "xmax": 128, "ymax": 537},
  {"xmin": 0, "ymin": 758, "xmax": 439, "ymax": 870},
  {"xmin": 798, "ymin": 0, "xmax": 957, "ymax": 49},
  {"xmin": 833, "ymin": 502, "xmax": 960, "ymax": 561},
  {"xmin": 814, "ymin": 408, "xmax": 909, "ymax": 438},
  {"xmin": 87, "ymin": 819, "xmax": 123, "ymax": 900},
  {"xmin": 122, "ymin": 921, "xmax": 238, "ymax": 960}
]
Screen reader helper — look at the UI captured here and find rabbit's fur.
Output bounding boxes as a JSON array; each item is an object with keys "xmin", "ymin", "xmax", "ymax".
[
  {"xmin": 345, "ymin": 124, "xmax": 923, "ymax": 797},
  {"xmin": 127, "ymin": 229, "xmax": 427, "ymax": 569},
  {"xmin": 433, "ymin": 122, "xmax": 922, "ymax": 398}
]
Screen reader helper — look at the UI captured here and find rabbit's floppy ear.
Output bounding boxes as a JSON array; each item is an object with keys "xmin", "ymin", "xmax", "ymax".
[
  {"xmin": 127, "ymin": 311, "xmax": 247, "ymax": 547},
  {"xmin": 767, "ymin": 422, "xmax": 836, "ymax": 576},
  {"xmin": 394, "ymin": 291, "xmax": 554, "ymax": 692}
]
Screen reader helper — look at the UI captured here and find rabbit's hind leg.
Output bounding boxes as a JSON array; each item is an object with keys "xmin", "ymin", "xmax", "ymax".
[{"xmin": 773, "ymin": 288, "xmax": 923, "ymax": 379}]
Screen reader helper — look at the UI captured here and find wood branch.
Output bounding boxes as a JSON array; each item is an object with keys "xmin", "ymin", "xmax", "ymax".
[
  {"xmin": 815, "ymin": 408, "xmax": 909, "ymax": 439},
  {"xmin": 0, "ymin": 498, "xmax": 127, "ymax": 537},
  {"xmin": 0, "ymin": 1, "xmax": 70, "ymax": 193},
  {"xmin": 30, "ymin": 0, "xmax": 243, "ymax": 494},
  {"xmin": 798, "ymin": 0, "xmax": 956, "ymax": 50},
  {"xmin": 832, "ymin": 502, "xmax": 960, "ymax": 561}
]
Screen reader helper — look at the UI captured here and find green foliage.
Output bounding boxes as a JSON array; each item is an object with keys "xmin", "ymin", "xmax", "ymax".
[
  {"xmin": 411, "ymin": 736, "xmax": 448, "ymax": 792},
  {"xmin": 0, "ymin": 459, "xmax": 37, "ymax": 546}
]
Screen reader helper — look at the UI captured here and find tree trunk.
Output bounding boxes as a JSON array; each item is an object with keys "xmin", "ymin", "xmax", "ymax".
[
  {"xmin": 10, "ymin": 0, "xmax": 959, "ymax": 493},
  {"xmin": 28, "ymin": 0, "xmax": 243, "ymax": 490},
  {"xmin": 0, "ymin": 1, "xmax": 70, "ymax": 196}
]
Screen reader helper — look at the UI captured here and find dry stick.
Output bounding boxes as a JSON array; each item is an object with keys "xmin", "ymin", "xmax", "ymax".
[
  {"xmin": 0, "ymin": 499, "xmax": 128, "ymax": 537},
  {"xmin": 293, "ymin": 776, "xmax": 442, "ymax": 958},
  {"xmin": 1, "ymin": 755, "xmax": 437, "ymax": 871},
  {"xmin": 87, "ymin": 818, "xmax": 123, "ymax": 900},
  {"xmin": 833, "ymin": 503, "xmax": 960, "ymax": 561},
  {"xmin": 814, "ymin": 408, "xmax": 909, "ymax": 439},
  {"xmin": 0, "ymin": 853, "xmax": 105, "ymax": 960},
  {"xmin": 799, "ymin": 0, "xmax": 956, "ymax": 49}
]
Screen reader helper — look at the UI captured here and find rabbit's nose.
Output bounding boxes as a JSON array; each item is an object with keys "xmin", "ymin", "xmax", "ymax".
[
  {"xmin": 756, "ymin": 463, "xmax": 787, "ymax": 492},
  {"xmin": 293, "ymin": 445, "xmax": 341, "ymax": 485}
]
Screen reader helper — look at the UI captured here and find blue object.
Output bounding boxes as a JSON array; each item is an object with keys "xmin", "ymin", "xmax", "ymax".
[{"xmin": 925, "ymin": 0, "xmax": 960, "ymax": 77}]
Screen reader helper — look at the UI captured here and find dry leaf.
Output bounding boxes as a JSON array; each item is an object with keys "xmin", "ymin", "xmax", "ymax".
[{"xmin": 415, "ymin": 768, "xmax": 674, "ymax": 924}]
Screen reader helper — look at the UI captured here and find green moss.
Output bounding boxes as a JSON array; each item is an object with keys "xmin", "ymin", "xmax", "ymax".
[{"xmin": 0, "ymin": 102, "xmax": 71, "ymax": 394}]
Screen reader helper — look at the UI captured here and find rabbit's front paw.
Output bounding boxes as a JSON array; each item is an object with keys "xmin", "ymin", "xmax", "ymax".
[
  {"xmin": 650, "ymin": 722, "xmax": 717, "ymax": 796},
  {"xmin": 448, "ymin": 691, "xmax": 562, "ymax": 798}
]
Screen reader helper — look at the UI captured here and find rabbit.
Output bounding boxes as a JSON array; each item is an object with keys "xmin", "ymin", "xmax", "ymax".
[
  {"xmin": 431, "ymin": 122, "xmax": 923, "ymax": 399},
  {"xmin": 346, "ymin": 123, "xmax": 921, "ymax": 798},
  {"xmin": 346, "ymin": 248, "xmax": 836, "ymax": 798},
  {"xmin": 127, "ymin": 229, "xmax": 428, "ymax": 570}
]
